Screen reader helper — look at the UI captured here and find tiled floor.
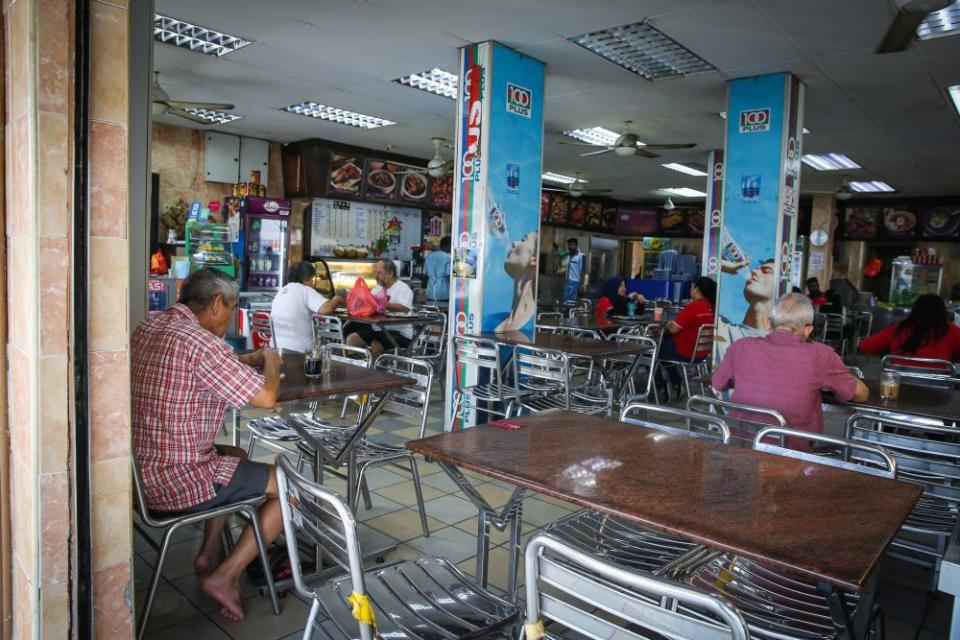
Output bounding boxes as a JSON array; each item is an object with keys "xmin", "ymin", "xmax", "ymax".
[{"xmin": 135, "ymin": 366, "xmax": 950, "ymax": 639}]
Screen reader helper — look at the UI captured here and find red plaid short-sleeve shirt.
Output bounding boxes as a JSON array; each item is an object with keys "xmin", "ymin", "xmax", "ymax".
[{"xmin": 132, "ymin": 304, "xmax": 265, "ymax": 512}]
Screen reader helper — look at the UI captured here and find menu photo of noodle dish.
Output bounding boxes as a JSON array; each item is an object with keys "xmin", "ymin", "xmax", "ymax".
[
  {"xmin": 326, "ymin": 153, "xmax": 364, "ymax": 198},
  {"xmin": 363, "ymin": 159, "xmax": 400, "ymax": 202}
]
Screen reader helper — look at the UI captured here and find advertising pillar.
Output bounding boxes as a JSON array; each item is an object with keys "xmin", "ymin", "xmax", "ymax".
[
  {"xmin": 701, "ymin": 149, "xmax": 725, "ymax": 277},
  {"xmin": 445, "ymin": 41, "xmax": 546, "ymax": 430},
  {"xmin": 714, "ymin": 73, "xmax": 804, "ymax": 362}
]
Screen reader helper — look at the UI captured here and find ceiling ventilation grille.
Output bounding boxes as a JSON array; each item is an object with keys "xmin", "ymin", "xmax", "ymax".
[{"xmin": 153, "ymin": 14, "xmax": 252, "ymax": 57}]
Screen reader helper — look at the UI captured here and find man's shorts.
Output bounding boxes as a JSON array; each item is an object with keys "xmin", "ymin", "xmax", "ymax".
[
  {"xmin": 160, "ymin": 459, "xmax": 272, "ymax": 517},
  {"xmin": 345, "ymin": 323, "xmax": 412, "ymax": 350}
]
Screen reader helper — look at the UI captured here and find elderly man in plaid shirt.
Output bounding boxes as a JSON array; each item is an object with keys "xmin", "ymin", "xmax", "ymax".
[{"xmin": 133, "ymin": 268, "xmax": 281, "ymax": 621}]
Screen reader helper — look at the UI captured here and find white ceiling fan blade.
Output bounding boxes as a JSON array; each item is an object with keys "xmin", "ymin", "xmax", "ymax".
[
  {"xmin": 167, "ymin": 108, "xmax": 215, "ymax": 124},
  {"xmin": 634, "ymin": 148, "xmax": 659, "ymax": 159},
  {"xmin": 642, "ymin": 143, "xmax": 696, "ymax": 150},
  {"xmin": 559, "ymin": 140, "xmax": 608, "ymax": 148},
  {"xmin": 580, "ymin": 147, "xmax": 615, "ymax": 158},
  {"xmin": 163, "ymin": 100, "xmax": 235, "ymax": 111},
  {"xmin": 584, "ymin": 188, "xmax": 613, "ymax": 194}
]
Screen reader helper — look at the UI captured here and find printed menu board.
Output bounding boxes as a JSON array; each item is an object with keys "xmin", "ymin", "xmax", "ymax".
[
  {"xmin": 363, "ymin": 159, "xmax": 400, "ymax": 202},
  {"xmin": 308, "ymin": 198, "xmax": 422, "ymax": 260},
  {"xmin": 398, "ymin": 170, "xmax": 429, "ymax": 206},
  {"xmin": 585, "ymin": 202, "xmax": 604, "ymax": 229},
  {"xmin": 429, "ymin": 174, "xmax": 453, "ymax": 209},
  {"xmin": 549, "ymin": 194, "xmax": 570, "ymax": 224},
  {"xmin": 659, "ymin": 209, "xmax": 687, "ymax": 236},
  {"xmin": 601, "ymin": 206, "xmax": 617, "ymax": 232},
  {"xmin": 326, "ymin": 153, "xmax": 364, "ymax": 199},
  {"xmin": 843, "ymin": 207, "xmax": 878, "ymax": 240},
  {"xmin": 920, "ymin": 206, "xmax": 960, "ymax": 239},
  {"xmin": 568, "ymin": 199, "xmax": 587, "ymax": 228},
  {"xmin": 615, "ymin": 206, "xmax": 659, "ymax": 235},
  {"xmin": 881, "ymin": 207, "xmax": 919, "ymax": 239}
]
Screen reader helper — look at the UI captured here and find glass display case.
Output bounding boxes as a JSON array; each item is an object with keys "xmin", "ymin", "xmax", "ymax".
[
  {"xmin": 888, "ymin": 257, "xmax": 943, "ymax": 307},
  {"xmin": 311, "ymin": 258, "xmax": 379, "ymax": 296},
  {"xmin": 185, "ymin": 221, "xmax": 235, "ymax": 277}
]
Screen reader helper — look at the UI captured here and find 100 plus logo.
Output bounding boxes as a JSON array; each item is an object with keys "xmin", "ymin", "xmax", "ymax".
[
  {"xmin": 506, "ymin": 83, "xmax": 532, "ymax": 118},
  {"xmin": 739, "ymin": 108, "xmax": 771, "ymax": 133}
]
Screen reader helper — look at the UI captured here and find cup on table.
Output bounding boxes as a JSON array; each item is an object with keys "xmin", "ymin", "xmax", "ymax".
[
  {"xmin": 304, "ymin": 347, "xmax": 323, "ymax": 379},
  {"xmin": 879, "ymin": 371, "xmax": 900, "ymax": 401},
  {"xmin": 626, "ymin": 302, "xmax": 637, "ymax": 317},
  {"xmin": 653, "ymin": 306, "xmax": 663, "ymax": 322}
]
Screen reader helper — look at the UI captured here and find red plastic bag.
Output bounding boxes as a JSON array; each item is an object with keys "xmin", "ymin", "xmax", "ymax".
[
  {"xmin": 372, "ymin": 287, "xmax": 389, "ymax": 314},
  {"xmin": 346, "ymin": 277, "xmax": 378, "ymax": 318}
]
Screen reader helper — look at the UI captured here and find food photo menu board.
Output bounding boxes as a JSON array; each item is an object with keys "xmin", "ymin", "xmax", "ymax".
[
  {"xmin": 841, "ymin": 204, "xmax": 960, "ymax": 241},
  {"xmin": 307, "ymin": 198, "xmax": 422, "ymax": 260}
]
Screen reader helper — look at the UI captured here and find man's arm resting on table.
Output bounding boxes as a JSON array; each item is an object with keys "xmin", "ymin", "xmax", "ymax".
[
  {"xmin": 317, "ymin": 295, "xmax": 343, "ymax": 315},
  {"xmin": 851, "ymin": 378, "xmax": 870, "ymax": 403},
  {"xmin": 248, "ymin": 349, "xmax": 281, "ymax": 408}
]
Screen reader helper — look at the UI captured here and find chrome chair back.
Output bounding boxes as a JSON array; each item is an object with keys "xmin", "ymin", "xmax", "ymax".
[
  {"xmin": 686, "ymin": 394, "xmax": 787, "ymax": 442},
  {"xmin": 536, "ymin": 311, "xmax": 563, "ymax": 324},
  {"xmin": 821, "ymin": 312, "xmax": 848, "ymax": 356},
  {"xmin": 515, "ymin": 344, "xmax": 610, "ymax": 415},
  {"xmin": 847, "ymin": 365, "xmax": 865, "ymax": 379},
  {"xmin": 851, "ymin": 310, "xmax": 873, "ymax": 351},
  {"xmin": 408, "ymin": 310, "xmax": 447, "ymax": 368},
  {"xmin": 311, "ymin": 314, "xmax": 346, "ymax": 348},
  {"xmin": 452, "ymin": 335, "xmax": 520, "ymax": 422},
  {"xmin": 322, "ymin": 342, "xmax": 373, "ymax": 368},
  {"xmin": 374, "ymin": 354, "xmax": 433, "ymax": 436},
  {"xmin": 881, "ymin": 354, "xmax": 958, "ymax": 389},
  {"xmin": 524, "ymin": 533, "xmax": 750, "ymax": 640},
  {"xmin": 276, "ymin": 456, "xmax": 519, "ymax": 640},
  {"xmin": 607, "ymin": 334, "xmax": 660, "ymax": 404},
  {"xmin": 754, "ymin": 426, "xmax": 897, "ymax": 478},
  {"xmin": 621, "ymin": 402, "xmax": 731, "ymax": 443}
]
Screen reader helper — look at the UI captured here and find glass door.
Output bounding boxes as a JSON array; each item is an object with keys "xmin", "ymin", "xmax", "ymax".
[{"xmin": 245, "ymin": 216, "xmax": 288, "ymax": 291}]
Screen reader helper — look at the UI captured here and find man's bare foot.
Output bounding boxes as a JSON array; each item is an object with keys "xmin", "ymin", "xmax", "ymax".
[
  {"xmin": 194, "ymin": 552, "xmax": 220, "ymax": 580},
  {"xmin": 201, "ymin": 572, "xmax": 244, "ymax": 621}
]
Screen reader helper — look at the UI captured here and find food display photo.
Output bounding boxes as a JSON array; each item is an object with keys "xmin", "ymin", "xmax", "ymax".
[
  {"xmin": 585, "ymin": 202, "xmax": 604, "ymax": 229},
  {"xmin": 327, "ymin": 153, "xmax": 364, "ymax": 198},
  {"xmin": 920, "ymin": 207, "xmax": 960, "ymax": 239},
  {"xmin": 363, "ymin": 160, "xmax": 399, "ymax": 202},
  {"xmin": 540, "ymin": 192, "xmax": 551, "ymax": 223},
  {"xmin": 843, "ymin": 207, "xmax": 878, "ymax": 240},
  {"xmin": 568, "ymin": 199, "xmax": 587, "ymax": 227},
  {"xmin": 686, "ymin": 208, "xmax": 706, "ymax": 235},
  {"xmin": 659, "ymin": 208, "xmax": 687, "ymax": 235},
  {"xmin": 430, "ymin": 174, "xmax": 453, "ymax": 208},
  {"xmin": 549, "ymin": 194, "xmax": 569, "ymax": 224},
  {"xmin": 881, "ymin": 207, "xmax": 919, "ymax": 238},
  {"xmin": 398, "ymin": 170, "xmax": 428, "ymax": 205}
]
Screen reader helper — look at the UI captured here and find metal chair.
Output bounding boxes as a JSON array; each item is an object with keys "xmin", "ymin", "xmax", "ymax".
[
  {"xmin": 681, "ymin": 426, "xmax": 896, "ymax": 640},
  {"xmin": 131, "ymin": 458, "xmax": 280, "ymax": 640},
  {"xmin": 660, "ymin": 323, "xmax": 716, "ymax": 400},
  {"xmin": 276, "ymin": 456, "xmax": 519, "ymax": 640},
  {"xmin": 604, "ymin": 334, "xmax": 660, "ymax": 405},
  {"xmin": 820, "ymin": 312, "xmax": 848, "ymax": 356},
  {"xmin": 249, "ymin": 309, "xmax": 275, "ymax": 349},
  {"xmin": 846, "ymin": 412, "xmax": 960, "ymax": 584},
  {"xmin": 847, "ymin": 365, "xmax": 865, "ymax": 379},
  {"xmin": 451, "ymin": 335, "xmax": 524, "ymax": 424},
  {"xmin": 311, "ymin": 313, "xmax": 346, "ymax": 348},
  {"xmin": 514, "ymin": 344, "xmax": 610, "ymax": 415},
  {"xmin": 622, "ymin": 401, "xmax": 731, "ymax": 443},
  {"xmin": 686, "ymin": 394, "xmax": 788, "ymax": 444},
  {"xmin": 881, "ymin": 354, "xmax": 959, "ymax": 389},
  {"xmin": 293, "ymin": 355, "xmax": 435, "ymax": 536},
  {"xmin": 407, "ymin": 310, "xmax": 447, "ymax": 380},
  {"xmin": 850, "ymin": 310, "xmax": 873, "ymax": 352},
  {"xmin": 523, "ymin": 533, "xmax": 750, "ymax": 640},
  {"xmin": 536, "ymin": 311, "xmax": 563, "ymax": 324}
]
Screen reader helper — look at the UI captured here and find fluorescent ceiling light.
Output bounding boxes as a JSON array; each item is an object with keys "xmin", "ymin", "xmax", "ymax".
[
  {"xmin": 801, "ymin": 153, "xmax": 860, "ymax": 171},
  {"xmin": 719, "ymin": 111, "xmax": 810, "ymax": 133},
  {"xmin": 394, "ymin": 68, "xmax": 458, "ymax": 99},
  {"xmin": 153, "ymin": 14, "xmax": 251, "ymax": 57},
  {"xmin": 917, "ymin": 1, "xmax": 960, "ymax": 40},
  {"xmin": 542, "ymin": 172, "xmax": 587, "ymax": 185},
  {"xmin": 660, "ymin": 187, "xmax": 707, "ymax": 198},
  {"xmin": 849, "ymin": 180, "xmax": 896, "ymax": 193},
  {"xmin": 563, "ymin": 127, "xmax": 623, "ymax": 146},
  {"xmin": 183, "ymin": 108, "xmax": 243, "ymax": 124},
  {"xmin": 283, "ymin": 102, "xmax": 396, "ymax": 129},
  {"xmin": 662, "ymin": 162, "xmax": 707, "ymax": 177},
  {"xmin": 570, "ymin": 21, "xmax": 715, "ymax": 81},
  {"xmin": 948, "ymin": 84, "xmax": 960, "ymax": 117}
]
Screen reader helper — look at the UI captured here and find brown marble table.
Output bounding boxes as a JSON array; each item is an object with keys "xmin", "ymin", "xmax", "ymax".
[
  {"xmin": 277, "ymin": 352, "xmax": 414, "ymax": 402},
  {"xmin": 824, "ymin": 379, "xmax": 960, "ymax": 423},
  {"xmin": 473, "ymin": 331, "xmax": 652, "ymax": 360},
  {"xmin": 536, "ymin": 316, "xmax": 654, "ymax": 335},
  {"xmin": 408, "ymin": 410, "xmax": 921, "ymax": 593}
]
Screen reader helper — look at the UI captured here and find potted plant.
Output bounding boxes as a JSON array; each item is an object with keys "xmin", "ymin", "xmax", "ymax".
[
  {"xmin": 160, "ymin": 198, "xmax": 190, "ymax": 240},
  {"xmin": 370, "ymin": 234, "xmax": 391, "ymax": 257}
]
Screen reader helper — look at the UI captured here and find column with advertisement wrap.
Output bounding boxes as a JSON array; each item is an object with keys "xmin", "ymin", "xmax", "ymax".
[
  {"xmin": 714, "ymin": 73, "xmax": 804, "ymax": 363},
  {"xmin": 701, "ymin": 149, "xmax": 725, "ymax": 277},
  {"xmin": 445, "ymin": 41, "xmax": 545, "ymax": 431}
]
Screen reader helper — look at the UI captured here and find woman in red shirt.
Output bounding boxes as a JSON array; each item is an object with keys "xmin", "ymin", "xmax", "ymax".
[
  {"xmin": 860, "ymin": 294, "xmax": 960, "ymax": 361},
  {"xmin": 595, "ymin": 276, "xmax": 645, "ymax": 320},
  {"xmin": 658, "ymin": 277, "xmax": 717, "ymax": 394}
]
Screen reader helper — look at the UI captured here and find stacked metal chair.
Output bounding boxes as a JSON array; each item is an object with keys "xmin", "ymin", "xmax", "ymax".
[
  {"xmin": 451, "ymin": 335, "xmax": 526, "ymax": 423},
  {"xmin": 513, "ymin": 343, "xmax": 610, "ymax": 415}
]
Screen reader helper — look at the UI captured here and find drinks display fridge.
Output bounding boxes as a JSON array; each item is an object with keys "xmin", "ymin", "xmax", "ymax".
[{"xmin": 230, "ymin": 197, "xmax": 291, "ymax": 292}]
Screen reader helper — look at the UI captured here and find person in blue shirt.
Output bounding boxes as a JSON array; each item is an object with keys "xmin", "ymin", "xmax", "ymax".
[
  {"xmin": 425, "ymin": 236, "xmax": 452, "ymax": 303},
  {"xmin": 564, "ymin": 237, "xmax": 585, "ymax": 302}
]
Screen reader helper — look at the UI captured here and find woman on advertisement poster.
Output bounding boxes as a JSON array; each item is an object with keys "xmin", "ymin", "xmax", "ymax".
[{"xmin": 494, "ymin": 231, "xmax": 538, "ymax": 332}]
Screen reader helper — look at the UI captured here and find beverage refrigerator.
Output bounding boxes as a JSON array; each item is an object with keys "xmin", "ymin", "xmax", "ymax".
[{"xmin": 229, "ymin": 196, "xmax": 292, "ymax": 292}]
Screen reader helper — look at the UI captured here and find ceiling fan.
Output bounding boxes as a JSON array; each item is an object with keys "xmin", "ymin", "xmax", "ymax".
[
  {"xmin": 542, "ymin": 172, "xmax": 612, "ymax": 198},
  {"xmin": 835, "ymin": 178, "xmax": 853, "ymax": 201},
  {"xmin": 876, "ymin": 0, "xmax": 951, "ymax": 53},
  {"xmin": 425, "ymin": 137, "xmax": 454, "ymax": 177},
  {"xmin": 559, "ymin": 121, "xmax": 696, "ymax": 158},
  {"xmin": 151, "ymin": 72, "xmax": 236, "ymax": 124}
]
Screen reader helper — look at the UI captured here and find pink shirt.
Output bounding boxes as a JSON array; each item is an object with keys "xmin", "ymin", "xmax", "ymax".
[{"xmin": 711, "ymin": 330, "xmax": 857, "ymax": 448}]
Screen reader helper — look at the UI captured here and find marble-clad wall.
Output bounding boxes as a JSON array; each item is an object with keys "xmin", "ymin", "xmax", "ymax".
[{"xmin": 4, "ymin": 0, "xmax": 135, "ymax": 637}]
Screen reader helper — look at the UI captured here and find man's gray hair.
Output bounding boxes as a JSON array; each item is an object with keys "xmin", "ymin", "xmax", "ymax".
[
  {"xmin": 178, "ymin": 267, "xmax": 240, "ymax": 309},
  {"xmin": 377, "ymin": 259, "xmax": 397, "ymax": 277},
  {"xmin": 770, "ymin": 292, "xmax": 815, "ymax": 331}
]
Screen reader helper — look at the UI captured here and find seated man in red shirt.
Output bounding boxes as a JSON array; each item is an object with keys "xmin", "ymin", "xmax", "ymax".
[
  {"xmin": 712, "ymin": 292, "xmax": 868, "ymax": 450},
  {"xmin": 658, "ymin": 276, "xmax": 716, "ymax": 394},
  {"xmin": 133, "ymin": 268, "xmax": 281, "ymax": 621}
]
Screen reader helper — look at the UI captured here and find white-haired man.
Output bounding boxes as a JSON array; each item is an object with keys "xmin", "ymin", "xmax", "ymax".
[
  {"xmin": 133, "ymin": 267, "xmax": 282, "ymax": 621},
  {"xmin": 712, "ymin": 292, "xmax": 869, "ymax": 450}
]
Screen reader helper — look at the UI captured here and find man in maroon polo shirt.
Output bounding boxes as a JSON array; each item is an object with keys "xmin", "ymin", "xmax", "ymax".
[
  {"xmin": 133, "ymin": 267, "xmax": 281, "ymax": 621},
  {"xmin": 712, "ymin": 292, "xmax": 869, "ymax": 450}
]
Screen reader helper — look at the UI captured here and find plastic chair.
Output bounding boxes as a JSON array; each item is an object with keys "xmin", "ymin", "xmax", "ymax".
[
  {"xmin": 523, "ymin": 532, "xmax": 750, "ymax": 640},
  {"xmin": 276, "ymin": 455, "xmax": 519, "ymax": 640},
  {"xmin": 132, "ymin": 458, "xmax": 279, "ymax": 639}
]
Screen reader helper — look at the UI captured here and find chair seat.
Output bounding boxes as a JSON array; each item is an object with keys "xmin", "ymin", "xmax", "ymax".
[
  {"xmin": 520, "ymin": 393, "xmax": 608, "ymax": 415},
  {"xmin": 685, "ymin": 553, "xmax": 859, "ymax": 640},
  {"xmin": 542, "ymin": 509, "xmax": 701, "ymax": 574},
  {"xmin": 462, "ymin": 383, "xmax": 526, "ymax": 402},
  {"xmin": 313, "ymin": 557, "xmax": 520, "ymax": 639},
  {"xmin": 297, "ymin": 436, "xmax": 411, "ymax": 467}
]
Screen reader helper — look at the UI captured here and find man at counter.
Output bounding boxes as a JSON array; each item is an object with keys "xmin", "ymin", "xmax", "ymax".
[
  {"xmin": 425, "ymin": 235, "xmax": 452, "ymax": 303},
  {"xmin": 563, "ymin": 237, "xmax": 585, "ymax": 302},
  {"xmin": 132, "ymin": 267, "xmax": 282, "ymax": 621},
  {"xmin": 271, "ymin": 261, "xmax": 343, "ymax": 352},
  {"xmin": 346, "ymin": 259, "xmax": 414, "ymax": 356}
]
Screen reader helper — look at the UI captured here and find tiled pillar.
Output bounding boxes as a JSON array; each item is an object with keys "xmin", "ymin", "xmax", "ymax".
[{"xmin": 4, "ymin": 0, "xmax": 133, "ymax": 637}]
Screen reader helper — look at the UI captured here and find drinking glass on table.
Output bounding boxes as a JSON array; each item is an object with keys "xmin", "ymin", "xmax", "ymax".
[
  {"xmin": 303, "ymin": 347, "xmax": 323, "ymax": 379},
  {"xmin": 653, "ymin": 306, "xmax": 664, "ymax": 322},
  {"xmin": 879, "ymin": 370, "xmax": 900, "ymax": 401}
]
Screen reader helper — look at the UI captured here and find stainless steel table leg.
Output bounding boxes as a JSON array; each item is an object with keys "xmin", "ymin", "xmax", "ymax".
[{"xmin": 475, "ymin": 509, "xmax": 490, "ymax": 587}]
